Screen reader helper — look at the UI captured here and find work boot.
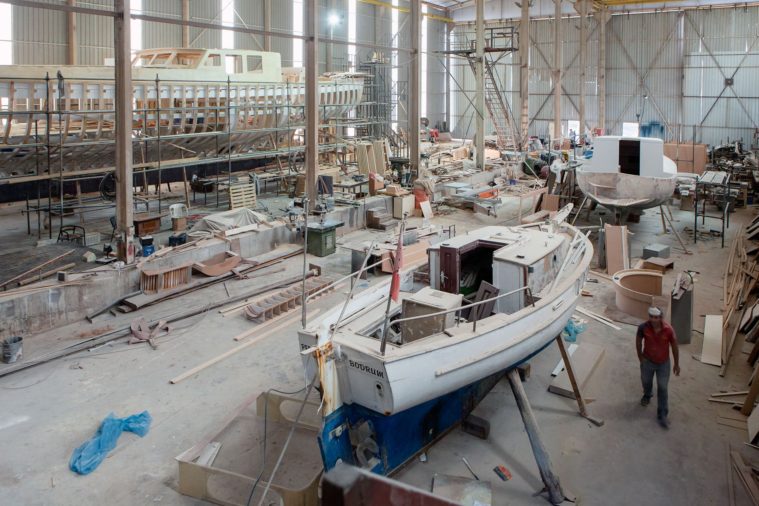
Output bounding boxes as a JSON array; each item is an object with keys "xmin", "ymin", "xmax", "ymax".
[{"xmin": 640, "ymin": 396, "xmax": 650, "ymax": 407}]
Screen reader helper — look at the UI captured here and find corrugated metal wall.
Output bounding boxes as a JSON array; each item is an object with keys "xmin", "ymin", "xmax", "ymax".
[
  {"xmin": 452, "ymin": 6, "xmax": 759, "ymax": 147},
  {"xmin": 13, "ymin": 0, "xmax": 75, "ymax": 65},
  {"xmin": 143, "ymin": 0, "xmax": 182, "ymax": 49}
]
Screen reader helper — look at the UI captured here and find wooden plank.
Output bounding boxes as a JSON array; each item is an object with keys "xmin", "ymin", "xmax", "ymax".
[
  {"xmin": 604, "ymin": 224, "xmax": 629, "ymax": 275},
  {"xmin": 749, "ymin": 407, "xmax": 759, "ymax": 444},
  {"xmin": 170, "ymin": 312, "xmax": 305, "ymax": 384},
  {"xmin": 743, "ymin": 366, "xmax": 759, "ymax": 416},
  {"xmin": 548, "ymin": 343, "xmax": 605, "ymax": 399},
  {"xmin": 575, "ymin": 306, "xmax": 622, "ymax": 331},
  {"xmin": 731, "ymin": 450, "xmax": 759, "ymax": 505},
  {"xmin": 718, "ymin": 418, "xmax": 748, "ymax": 430},
  {"xmin": 551, "ymin": 343, "xmax": 578, "ymax": 376},
  {"xmin": 541, "ymin": 194, "xmax": 560, "ymax": 212},
  {"xmin": 0, "ymin": 249, "xmax": 75, "ymax": 288},
  {"xmin": 702, "ymin": 315, "xmax": 724, "ymax": 366}
]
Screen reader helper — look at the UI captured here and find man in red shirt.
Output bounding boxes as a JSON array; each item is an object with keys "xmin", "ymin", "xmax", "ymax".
[{"xmin": 636, "ymin": 306, "xmax": 680, "ymax": 428}]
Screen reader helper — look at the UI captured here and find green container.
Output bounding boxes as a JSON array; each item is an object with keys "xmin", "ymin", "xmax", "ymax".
[{"xmin": 307, "ymin": 226, "xmax": 337, "ymax": 257}]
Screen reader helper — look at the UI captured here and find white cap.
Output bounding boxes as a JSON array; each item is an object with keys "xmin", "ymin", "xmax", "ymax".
[{"xmin": 648, "ymin": 306, "xmax": 662, "ymax": 317}]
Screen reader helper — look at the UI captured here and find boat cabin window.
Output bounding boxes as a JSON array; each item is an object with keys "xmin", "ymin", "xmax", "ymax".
[
  {"xmin": 225, "ymin": 54, "xmax": 243, "ymax": 74},
  {"xmin": 151, "ymin": 53, "xmax": 172, "ymax": 66},
  {"xmin": 133, "ymin": 54, "xmax": 153, "ymax": 67},
  {"xmin": 247, "ymin": 55, "xmax": 264, "ymax": 73},
  {"xmin": 205, "ymin": 54, "xmax": 222, "ymax": 67},
  {"xmin": 174, "ymin": 52, "xmax": 202, "ymax": 67},
  {"xmin": 619, "ymin": 139, "xmax": 641, "ymax": 176}
]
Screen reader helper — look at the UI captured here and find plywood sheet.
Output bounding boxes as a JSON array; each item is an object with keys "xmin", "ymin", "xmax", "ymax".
[
  {"xmin": 748, "ymin": 406, "xmax": 759, "ymax": 444},
  {"xmin": 548, "ymin": 342, "xmax": 605, "ymax": 399},
  {"xmin": 701, "ymin": 315, "xmax": 723, "ymax": 366},
  {"xmin": 604, "ymin": 224, "xmax": 629, "ymax": 275},
  {"xmin": 541, "ymin": 194, "xmax": 561, "ymax": 212}
]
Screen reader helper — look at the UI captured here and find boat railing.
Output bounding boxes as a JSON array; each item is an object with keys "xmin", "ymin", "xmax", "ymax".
[{"xmin": 380, "ymin": 284, "xmax": 537, "ymax": 353}]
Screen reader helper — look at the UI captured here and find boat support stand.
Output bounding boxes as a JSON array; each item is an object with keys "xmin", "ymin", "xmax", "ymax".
[
  {"xmin": 506, "ymin": 335, "xmax": 604, "ymax": 505},
  {"xmin": 554, "ymin": 335, "xmax": 605, "ymax": 427}
]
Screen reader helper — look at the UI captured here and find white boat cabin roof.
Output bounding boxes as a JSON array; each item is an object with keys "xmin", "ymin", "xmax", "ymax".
[
  {"xmin": 431, "ymin": 225, "xmax": 564, "ymax": 267},
  {"xmin": 131, "ymin": 48, "xmax": 283, "ymax": 81}
]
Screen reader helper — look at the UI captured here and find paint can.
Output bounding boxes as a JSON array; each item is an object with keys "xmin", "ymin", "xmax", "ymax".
[{"xmin": 2, "ymin": 336, "xmax": 23, "ymax": 364}]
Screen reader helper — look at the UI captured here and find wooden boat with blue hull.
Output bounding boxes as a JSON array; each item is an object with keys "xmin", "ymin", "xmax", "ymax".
[{"xmin": 299, "ymin": 211, "xmax": 592, "ymax": 476}]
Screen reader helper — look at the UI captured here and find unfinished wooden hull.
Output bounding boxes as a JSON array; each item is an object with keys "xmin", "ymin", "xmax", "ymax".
[{"xmin": 0, "ymin": 49, "xmax": 364, "ymax": 180}]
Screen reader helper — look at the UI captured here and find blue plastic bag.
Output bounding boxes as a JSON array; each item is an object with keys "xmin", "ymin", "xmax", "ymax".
[
  {"xmin": 69, "ymin": 411, "xmax": 152, "ymax": 475},
  {"xmin": 561, "ymin": 319, "xmax": 587, "ymax": 343}
]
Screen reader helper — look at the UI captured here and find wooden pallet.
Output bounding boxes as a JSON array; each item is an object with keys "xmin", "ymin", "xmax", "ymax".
[
  {"xmin": 228, "ymin": 182, "xmax": 257, "ymax": 210},
  {"xmin": 140, "ymin": 263, "xmax": 192, "ymax": 294},
  {"xmin": 243, "ymin": 277, "xmax": 334, "ymax": 322}
]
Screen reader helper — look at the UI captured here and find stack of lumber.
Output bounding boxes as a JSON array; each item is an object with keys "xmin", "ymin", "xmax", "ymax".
[{"xmin": 716, "ymin": 227, "xmax": 758, "ymax": 375}]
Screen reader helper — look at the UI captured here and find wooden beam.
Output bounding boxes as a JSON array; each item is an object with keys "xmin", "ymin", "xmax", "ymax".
[
  {"xmin": 507, "ymin": 369, "xmax": 565, "ymax": 505},
  {"xmin": 553, "ymin": 0, "xmax": 562, "ymax": 140},
  {"xmin": 305, "ymin": 0, "xmax": 318, "ymax": 202},
  {"xmin": 67, "ymin": 0, "xmax": 77, "ymax": 65},
  {"xmin": 181, "ymin": 0, "xmax": 189, "ymax": 47},
  {"xmin": 114, "ymin": 0, "xmax": 134, "ymax": 263},
  {"xmin": 409, "ymin": 0, "xmax": 422, "ymax": 174}
]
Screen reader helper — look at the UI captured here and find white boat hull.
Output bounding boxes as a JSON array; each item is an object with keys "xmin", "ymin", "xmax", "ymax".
[
  {"xmin": 576, "ymin": 170, "xmax": 677, "ymax": 212},
  {"xmin": 299, "ymin": 222, "xmax": 592, "ymax": 417}
]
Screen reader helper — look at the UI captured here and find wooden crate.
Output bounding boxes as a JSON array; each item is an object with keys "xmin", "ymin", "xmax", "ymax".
[
  {"xmin": 140, "ymin": 263, "xmax": 192, "ymax": 293},
  {"xmin": 228, "ymin": 182, "xmax": 257, "ymax": 210}
]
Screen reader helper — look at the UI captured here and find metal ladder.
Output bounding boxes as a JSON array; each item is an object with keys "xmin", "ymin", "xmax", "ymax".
[{"xmin": 466, "ymin": 54, "xmax": 520, "ymax": 152}]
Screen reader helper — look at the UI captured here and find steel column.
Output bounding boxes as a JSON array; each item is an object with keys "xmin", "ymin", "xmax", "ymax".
[
  {"xmin": 597, "ymin": 6, "xmax": 608, "ymax": 133},
  {"xmin": 553, "ymin": 0, "xmax": 562, "ymax": 140},
  {"xmin": 475, "ymin": 0, "xmax": 484, "ymax": 169},
  {"xmin": 519, "ymin": 0, "xmax": 529, "ymax": 150},
  {"xmin": 410, "ymin": 0, "xmax": 421, "ymax": 173},
  {"xmin": 578, "ymin": 0, "xmax": 587, "ymax": 140}
]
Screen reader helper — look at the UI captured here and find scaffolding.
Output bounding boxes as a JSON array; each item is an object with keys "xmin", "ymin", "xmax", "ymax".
[{"xmin": 0, "ymin": 71, "xmax": 391, "ymax": 238}]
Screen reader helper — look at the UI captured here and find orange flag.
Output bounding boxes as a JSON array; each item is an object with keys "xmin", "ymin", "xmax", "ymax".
[{"xmin": 389, "ymin": 223, "xmax": 405, "ymax": 302}]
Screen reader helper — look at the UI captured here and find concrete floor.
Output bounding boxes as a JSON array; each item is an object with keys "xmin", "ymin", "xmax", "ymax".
[{"xmin": 0, "ymin": 197, "xmax": 757, "ymax": 505}]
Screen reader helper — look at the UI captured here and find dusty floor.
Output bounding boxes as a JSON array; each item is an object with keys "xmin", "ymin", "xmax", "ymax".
[{"xmin": 0, "ymin": 196, "xmax": 756, "ymax": 506}]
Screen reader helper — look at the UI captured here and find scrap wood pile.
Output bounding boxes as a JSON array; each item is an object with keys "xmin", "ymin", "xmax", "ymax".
[{"xmin": 705, "ymin": 224, "xmax": 759, "ymax": 376}]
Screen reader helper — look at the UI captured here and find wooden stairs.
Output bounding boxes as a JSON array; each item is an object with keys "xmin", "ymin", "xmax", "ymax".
[{"xmin": 243, "ymin": 276, "xmax": 335, "ymax": 322}]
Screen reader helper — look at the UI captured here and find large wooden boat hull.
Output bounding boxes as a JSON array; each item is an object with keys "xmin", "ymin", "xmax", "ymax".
[{"xmin": 0, "ymin": 72, "xmax": 363, "ymax": 179}]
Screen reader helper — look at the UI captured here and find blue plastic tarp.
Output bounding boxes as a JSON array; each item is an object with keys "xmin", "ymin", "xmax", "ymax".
[
  {"xmin": 69, "ymin": 411, "xmax": 152, "ymax": 475},
  {"xmin": 562, "ymin": 319, "xmax": 587, "ymax": 343}
]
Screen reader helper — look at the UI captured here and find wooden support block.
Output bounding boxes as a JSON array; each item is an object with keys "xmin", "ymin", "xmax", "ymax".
[
  {"xmin": 461, "ymin": 414, "xmax": 490, "ymax": 440},
  {"xmin": 517, "ymin": 363, "xmax": 531, "ymax": 381}
]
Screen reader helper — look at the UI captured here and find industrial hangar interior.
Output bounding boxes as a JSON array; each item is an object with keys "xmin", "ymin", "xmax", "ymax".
[{"xmin": 1, "ymin": 0, "xmax": 759, "ymax": 505}]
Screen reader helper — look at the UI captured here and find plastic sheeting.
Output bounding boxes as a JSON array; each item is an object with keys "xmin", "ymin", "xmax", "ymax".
[
  {"xmin": 69, "ymin": 411, "xmax": 152, "ymax": 475},
  {"xmin": 562, "ymin": 319, "xmax": 587, "ymax": 343},
  {"xmin": 189, "ymin": 208, "xmax": 270, "ymax": 234}
]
